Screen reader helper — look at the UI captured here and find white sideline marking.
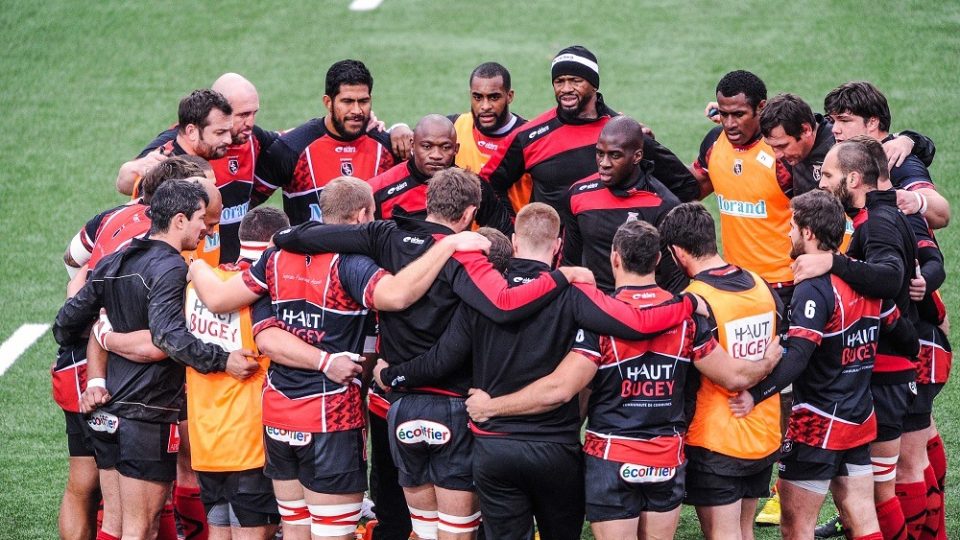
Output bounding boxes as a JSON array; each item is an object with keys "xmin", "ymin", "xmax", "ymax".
[
  {"xmin": 349, "ymin": 0, "xmax": 384, "ymax": 11},
  {"xmin": 0, "ymin": 323, "xmax": 50, "ymax": 376}
]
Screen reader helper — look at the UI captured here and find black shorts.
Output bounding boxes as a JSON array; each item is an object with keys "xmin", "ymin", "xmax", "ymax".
[
  {"xmin": 872, "ymin": 382, "xmax": 917, "ymax": 442},
  {"xmin": 778, "ymin": 441, "xmax": 871, "ymax": 482},
  {"xmin": 903, "ymin": 383, "xmax": 944, "ymax": 433},
  {"xmin": 684, "ymin": 464, "xmax": 772, "ymax": 506},
  {"xmin": 585, "ymin": 455, "xmax": 685, "ymax": 521},
  {"xmin": 263, "ymin": 427, "xmax": 367, "ymax": 495},
  {"xmin": 197, "ymin": 469, "xmax": 280, "ymax": 528},
  {"xmin": 387, "ymin": 394, "xmax": 473, "ymax": 491},
  {"xmin": 88, "ymin": 411, "xmax": 179, "ymax": 482},
  {"xmin": 473, "ymin": 437, "xmax": 584, "ymax": 540},
  {"xmin": 64, "ymin": 410, "xmax": 95, "ymax": 457}
]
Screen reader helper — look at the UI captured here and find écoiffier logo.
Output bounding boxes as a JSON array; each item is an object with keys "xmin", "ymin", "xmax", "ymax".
[
  {"xmin": 619, "ymin": 463, "xmax": 676, "ymax": 484},
  {"xmin": 396, "ymin": 420, "xmax": 451, "ymax": 445},
  {"xmin": 265, "ymin": 426, "xmax": 312, "ymax": 446}
]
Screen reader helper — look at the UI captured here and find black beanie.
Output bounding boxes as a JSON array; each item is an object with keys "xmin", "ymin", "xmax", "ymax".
[{"xmin": 551, "ymin": 45, "xmax": 599, "ymax": 89}]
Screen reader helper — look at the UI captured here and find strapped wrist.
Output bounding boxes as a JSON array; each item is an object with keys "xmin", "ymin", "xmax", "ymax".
[{"xmin": 87, "ymin": 377, "xmax": 106, "ymax": 389}]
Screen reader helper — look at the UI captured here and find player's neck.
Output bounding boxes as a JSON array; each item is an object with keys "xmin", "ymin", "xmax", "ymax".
[
  {"xmin": 615, "ymin": 273, "xmax": 657, "ymax": 288},
  {"xmin": 513, "ymin": 248, "xmax": 553, "ymax": 267},
  {"xmin": 686, "ymin": 254, "xmax": 728, "ymax": 276},
  {"xmin": 174, "ymin": 134, "xmax": 198, "ymax": 156},
  {"xmin": 150, "ymin": 230, "xmax": 186, "ymax": 252}
]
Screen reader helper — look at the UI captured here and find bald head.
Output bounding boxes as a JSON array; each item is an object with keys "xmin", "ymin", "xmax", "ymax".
[
  {"xmin": 212, "ymin": 73, "xmax": 259, "ymax": 145},
  {"xmin": 412, "ymin": 114, "xmax": 459, "ymax": 177},
  {"xmin": 596, "ymin": 115, "xmax": 645, "ymax": 188},
  {"xmin": 192, "ymin": 176, "xmax": 223, "ymax": 232}
]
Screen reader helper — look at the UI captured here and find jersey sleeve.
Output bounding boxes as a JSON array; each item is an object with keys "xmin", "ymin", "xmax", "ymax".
[
  {"xmin": 899, "ymin": 130, "xmax": 936, "ymax": 168},
  {"xmin": 242, "ymin": 247, "xmax": 276, "ymax": 295},
  {"xmin": 891, "ymin": 155, "xmax": 935, "ymax": 191},
  {"xmin": 338, "ymin": 254, "xmax": 389, "ymax": 309},
  {"xmin": 832, "ymin": 214, "xmax": 909, "ymax": 300},
  {"xmin": 569, "ymin": 285, "xmax": 696, "ymax": 340},
  {"xmin": 273, "ymin": 221, "xmax": 395, "ymax": 268},
  {"xmin": 136, "ymin": 127, "xmax": 177, "ymax": 158},
  {"xmin": 251, "ymin": 136, "xmax": 298, "ymax": 207},
  {"xmin": 571, "ymin": 328, "xmax": 602, "ymax": 365},
  {"xmin": 380, "ymin": 304, "xmax": 473, "ymax": 388},
  {"xmin": 643, "ymin": 136, "xmax": 701, "ymax": 203},
  {"xmin": 53, "ymin": 265, "xmax": 107, "ymax": 346},
  {"xmin": 690, "ymin": 313, "xmax": 719, "ymax": 361},
  {"xmin": 694, "ymin": 126, "xmax": 722, "ymax": 175},
  {"xmin": 879, "ymin": 299, "xmax": 920, "ymax": 358},
  {"xmin": 250, "ymin": 294, "xmax": 279, "ymax": 336},
  {"xmin": 480, "ymin": 130, "xmax": 526, "ymax": 200},
  {"xmin": 908, "ymin": 213, "xmax": 945, "ymax": 293}
]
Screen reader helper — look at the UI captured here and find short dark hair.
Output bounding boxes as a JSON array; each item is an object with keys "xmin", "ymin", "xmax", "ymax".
[
  {"xmin": 716, "ymin": 70, "xmax": 767, "ymax": 109},
  {"xmin": 759, "ymin": 93, "xmax": 817, "ymax": 139},
  {"xmin": 177, "ymin": 89, "xmax": 232, "ymax": 134},
  {"xmin": 658, "ymin": 203, "xmax": 718, "ymax": 258},
  {"xmin": 477, "ymin": 227, "xmax": 512, "ymax": 274},
  {"xmin": 238, "ymin": 207, "xmax": 289, "ymax": 242},
  {"xmin": 848, "ymin": 134, "xmax": 890, "ymax": 182},
  {"xmin": 823, "ymin": 81, "xmax": 891, "ymax": 132},
  {"xmin": 791, "ymin": 190, "xmax": 846, "ymax": 252},
  {"xmin": 613, "ymin": 221, "xmax": 660, "ymax": 276},
  {"xmin": 140, "ymin": 156, "xmax": 208, "ymax": 203},
  {"xmin": 326, "ymin": 60, "xmax": 373, "ymax": 98},
  {"xmin": 149, "ymin": 179, "xmax": 209, "ymax": 234},
  {"xmin": 470, "ymin": 62, "xmax": 511, "ymax": 90},
  {"xmin": 834, "ymin": 137, "xmax": 881, "ymax": 188},
  {"xmin": 426, "ymin": 169, "xmax": 481, "ymax": 222}
]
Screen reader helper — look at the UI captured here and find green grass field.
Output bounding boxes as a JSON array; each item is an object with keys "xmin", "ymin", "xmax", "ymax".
[{"xmin": 1, "ymin": 1, "xmax": 958, "ymax": 537}]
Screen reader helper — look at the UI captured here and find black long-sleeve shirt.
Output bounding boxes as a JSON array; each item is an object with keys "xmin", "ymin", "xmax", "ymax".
[{"xmin": 53, "ymin": 237, "xmax": 228, "ymax": 423}]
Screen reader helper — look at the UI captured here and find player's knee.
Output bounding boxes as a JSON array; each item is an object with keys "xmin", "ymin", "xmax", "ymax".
[
  {"xmin": 408, "ymin": 506, "xmax": 439, "ymax": 540},
  {"xmin": 437, "ymin": 510, "xmax": 481, "ymax": 537},
  {"xmin": 308, "ymin": 502, "xmax": 362, "ymax": 538},
  {"xmin": 872, "ymin": 455, "xmax": 898, "ymax": 483},
  {"xmin": 276, "ymin": 498, "xmax": 311, "ymax": 527}
]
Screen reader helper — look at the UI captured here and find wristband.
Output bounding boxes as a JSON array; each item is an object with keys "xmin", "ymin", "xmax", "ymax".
[
  {"xmin": 317, "ymin": 351, "xmax": 332, "ymax": 374},
  {"xmin": 917, "ymin": 192, "xmax": 928, "ymax": 215},
  {"xmin": 87, "ymin": 378, "xmax": 106, "ymax": 389}
]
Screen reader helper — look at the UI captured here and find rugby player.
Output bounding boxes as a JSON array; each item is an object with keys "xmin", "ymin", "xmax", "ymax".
[
  {"xmin": 117, "ymin": 74, "xmax": 279, "ymax": 264},
  {"xmin": 369, "ymin": 114, "xmax": 513, "ymax": 234},
  {"xmin": 730, "ymin": 190, "xmax": 918, "ymax": 540},
  {"xmin": 449, "ymin": 62, "xmax": 532, "ymax": 212},
  {"xmin": 658, "ymin": 202, "xmax": 784, "ymax": 539},
  {"xmin": 253, "ymin": 60, "xmax": 399, "ymax": 225},
  {"xmin": 794, "ymin": 137, "xmax": 921, "ymax": 540},
  {"xmin": 562, "ymin": 115, "xmax": 686, "ymax": 293},
  {"xmin": 54, "ymin": 180, "xmax": 261, "ymax": 540},
  {"xmin": 481, "ymin": 45, "xmax": 699, "ymax": 221}
]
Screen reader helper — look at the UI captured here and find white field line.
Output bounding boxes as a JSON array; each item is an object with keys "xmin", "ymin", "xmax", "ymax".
[
  {"xmin": 349, "ymin": 0, "xmax": 384, "ymax": 11},
  {"xmin": 0, "ymin": 323, "xmax": 50, "ymax": 376}
]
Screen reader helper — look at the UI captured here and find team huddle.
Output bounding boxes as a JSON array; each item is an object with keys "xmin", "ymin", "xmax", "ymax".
[{"xmin": 51, "ymin": 44, "xmax": 950, "ymax": 540}]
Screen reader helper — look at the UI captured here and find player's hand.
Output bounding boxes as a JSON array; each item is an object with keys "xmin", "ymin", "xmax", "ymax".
[
  {"xmin": 225, "ymin": 349, "xmax": 260, "ymax": 380},
  {"xmin": 91, "ymin": 309, "xmax": 114, "ymax": 350},
  {"xmin": 442, "ymin": 231, "xmax": 491, "ymax": 254},
  {"xmin": 80, "ymin": 386, "xmax": 111, "ymax": 413},
  {"xmin": 187, "ymin": 259, "xmax": 212, "ymax": 282},
  {"xmin": 910, "ymin": 262, "xmax": 927, "ymax": 301},
  {"xmin": 895, "ymin": 189, "xmax": 928, "ymax": 216},
  {"xmin": 791, "ymin": 253, "xmax": 833, "ymax": 283},
  {"xmin": 389, "ymin": 124, "xmax": 414, "ymax": 160},
  {"xmin": 367, "ymin": 110, "xmax": 387, "ymax": 133},
  {"xmin": 558, "ymin": 266, "xmax": 596, "ymax": 285},
  {"xmin": 728, "ymin": 390, "xmax": 755, "ymax": 418},
  {"xmin": 321, "ymin": 352, "xmax": 363, "ymax": 385},
  {"xmin": 372, "ymin": 358, "xmax": 390, "ymax": 390},
  {"xmin": 465, "ymin": 388, "xmax": 494, "ymax": 423},
  {"xmin": 882, "ymin": 135, "xmax": 915, "ymax": 169},
  {"xmin": 704, "ymin": 101, "xmax": 721, "ymax": 124},
  {"xmin": 137, "ymin": 147, "xmax": 170, "ymax": 176},
  {"xmin": 638, "ymin": 122, "xmax": 656, "ymax": 140}
]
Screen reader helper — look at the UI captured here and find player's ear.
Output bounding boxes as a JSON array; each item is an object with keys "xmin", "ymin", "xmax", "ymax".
[
  {"xmin": 322, "ymin": 95, "xmax": 334, "ymax": 113},
  {"xmin": 506, "ymin": 89, "xmax": 515, "ymax": 104}
]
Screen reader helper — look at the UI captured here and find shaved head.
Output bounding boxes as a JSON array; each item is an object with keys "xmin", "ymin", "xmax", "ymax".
[
  {"xmin": 192, "ymin": 176, "xmax": 223, "ymax": 232},
  {"xmin": 600, "ymin": 116, "xmax": 644, "ymax": 151},
  {"xmin": 212, "ymin": 73, "xmax": 259, "ymax": 145},
  {"xmin": 412, "ymin": 114, "xmax": 459, "ymax": 177}
]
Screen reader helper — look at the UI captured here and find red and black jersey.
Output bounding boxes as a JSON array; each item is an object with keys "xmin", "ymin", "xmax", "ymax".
[
  {"xmin": 274, "ymin": 218, "xmax": 696, "ymax": 399},
  {"xmin": 244, "ymin": 247, "xmax": 385, "ymax": 433},
  {"xmin": 574, "ymin": 285, "xmax": 715, "ymax": 467},
  {"xmin": 480, "ymin": 97, "xmax": 699, "ymax": 218},
  {"xmin": 253, "ymin": 118, "xmax": 396, "ymax": 225},
  {"xmin": 87, "ymin": 202, "xmax": 151, "ymax": 269},
  {"xmin": 377, "ymin": 259, "xmax": 699, "ymax": 443},
  {"xmin": 885, "ymin": 134, "xmax": 937, "ymax": 193},
  {"xmin": 51, "ymin": 344, "xmax": 87, "ymax": 413},
  {"xmin": 834, "ymin": 190, "xmax": 919, "ymax": 383},
  {"xmin": 139, "ymin": 126, "xmax": 278, "ymax": 263},
  {"xmin": 562, "ymin": 163, "xmax": 686, "ymax": 293},
  {"xmin": 369, "ymin": 161, "xmax": 514, "ymax": 235},
  {"xmin": 784, "ymin": 275, "xmax": 882, "ymax": 450}
]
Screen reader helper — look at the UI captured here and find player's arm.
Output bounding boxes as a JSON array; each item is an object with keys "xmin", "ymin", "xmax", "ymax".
[
  {"xmin": 90, "ymin": 311, "xmax": 166, "ymax": 363},
  {"xmin": 53, "ymin": 272, "xmax": 106, "ymax": 347},
  {"xmin": 273, "ymin": 221, "xmax": 394, "ymax": 264},
  {"xmin": 643, "ymin": 136, "xmax": 701, "ymax": 203},
  {"xmin": 479, "ymin": 131, "xmax": 526, "ymax": 200},
  {"xmin": 893, "ymin": 157, "xmax": 950, "ymax": 229},
  {"xmin": 377, "ymin": 305, "xmax": 473, "ymax": 389},
  {"xmin": 690, "ymin": 127, "xmax": 720, "ymax": 199},
  {"xmin": 827, "ymin": 216, "xmax": 907, "ymax": 299},
  {"xmin": 371, "ymin": 232, "xmax": 492, "ymax": 311},
  {"xmin": 116, "ymin": 130, "xmax": 175, "ymax": 195},
  {"xmin": 189, "ymin": 259, "xmax": 262, "ymax": 313},
  {"xmin": 466, "ymin": 349, "xmax": 597, "ymax": 421},
  {"xmin": 475, "ymin": 180, "xmax": 515, "ymax": 235},
  {"xmin": 250, "ymin": 137, "xmax": 296, "ymax": 208},
  {"xmin": 569, "ymin": 284, "xmax": 697, "ymax": 340},
  {"xmin": 745, "ymin": 281, "xmax": 833, "ymax": 403},
  {"xmin": 879, "ymin": 300, "xmax": 920, "ymax": 358},
  {"xmin": 689, "ymin": 314, "xmax": 782, "ymax": 393},
  {"xmin": 63, "ymin": 231, "xmax": 93, "ymax": 278},
  {"xmin": 910, "ymin": 215, "xmax": 946, "ymax": 297},
  {"xmin": 81, "ymin": 336, "xmax": 110, "ymax": 413},
  {"xmin": 66, "ymin": 265, "xmax": 89, "ymax": 298},
  {"xmin": 885, "ymin": 130, "xmax": 936, "ymax": 169}
]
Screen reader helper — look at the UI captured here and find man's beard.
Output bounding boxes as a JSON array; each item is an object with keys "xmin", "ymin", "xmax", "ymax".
[
  {"xmin": 332, "ymin": 113, "xmax": 369, "ymax": 140},
  {"xmin": 833, "ymin": 179, "xmax": 855, "ymax": 211},
  {"xmin": 196, "ymin": 136, "xmax": 227, "ymax": 160},
  {"xmin": 789, "ymin": 236, "xmax": 805, "ymax": 260},
  {"xmin": 231, "ymin": 131, "xmax": 248, "ymax": 145},
  {"xmin": 473, "ymin": 108, "xmax": 511, "ymax": 136}
]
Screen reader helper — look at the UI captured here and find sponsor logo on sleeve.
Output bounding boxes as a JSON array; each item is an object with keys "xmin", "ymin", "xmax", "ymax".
[{"xmin": 396, "ymin": 420, "xmax": 451, "ymax": 445}]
